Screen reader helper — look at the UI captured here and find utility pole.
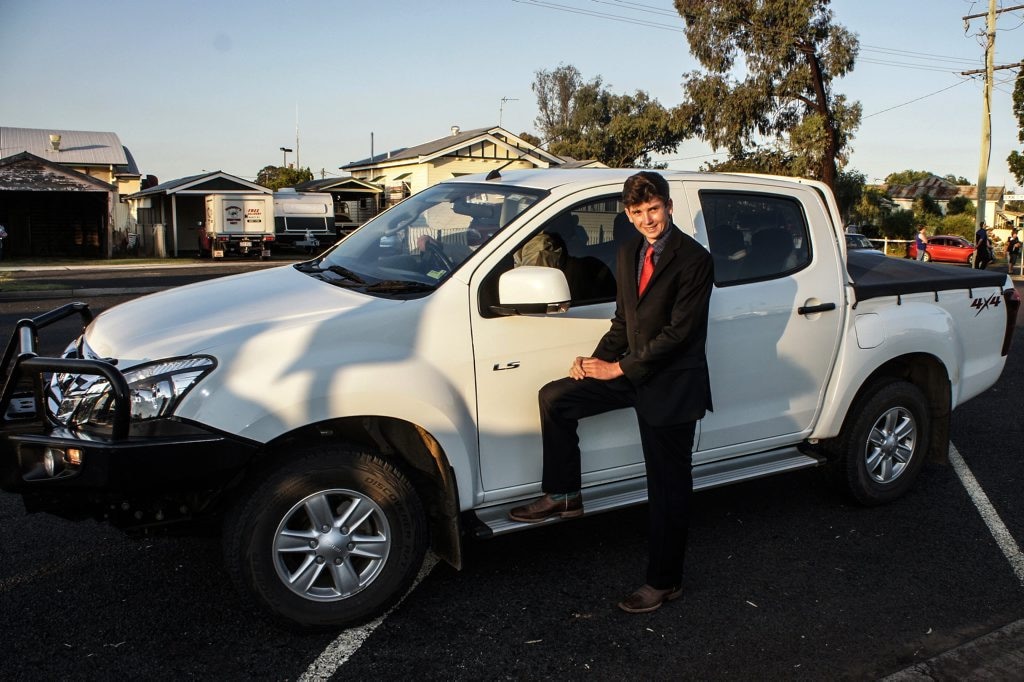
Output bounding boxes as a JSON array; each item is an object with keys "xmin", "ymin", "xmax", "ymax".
[
  {"xmin": 962, "ymin": 2, "xmax": 1024, "ymax": 231},
  {"xmin": 975, "ymin": 0, "xmax": 995, "ymax": 232}
]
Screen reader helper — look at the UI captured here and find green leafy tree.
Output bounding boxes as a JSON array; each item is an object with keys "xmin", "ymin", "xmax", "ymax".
[
  {"xmin": 700, "ymin": 146, "xmax": 797, "ymax": 175},
  {"xmin": 945, "ymin": 195, "xmax": 975, "ymax": 216},
  {"xmin": 943, "ymin": 174, "xmax": 971, "ymax": 185},
  {"xmin": 532, "ymin": 64, "xmax": 586, "ymax": 140},
  {"xmin": 833, "ymin": 169, "xmax": 865, "ymax": 223},
  {"xmin": 517, "ymin": 131, "xmax": 542, "ymax": 147},
  {"xmin": 880, "ymin": 208, "xmax": 915, "ymax": 240},
  {"xmin": 883, "ymin": 169, "xmax": 933, "ymax": 186},
  {"xmin": 1008, "ymin": 67, "xmax": 1024, "ymax": 185},
  {"xmin": 674, "ymin": 0, "xmax": 861, "ymax": 191},
  {"xmin": 255, "ymin": 165, "xmax": 313, "ymax": 190},
  {"xmin": 531, "ymin": 65, "xmax": 688, "ymax": 167},
  {"xmin": 912, "ymin": 194, "xmax": 942, "ymax": 220},
  {"xmin": 849, "ymin": 186, "xmax": 890, "ymax": 232},
  {"xmin": 937, "ymin": 213, "xmax": 976, "ymax": 241}
]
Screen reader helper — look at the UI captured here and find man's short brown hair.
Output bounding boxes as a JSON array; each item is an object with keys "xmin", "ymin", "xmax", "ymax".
[{"xmin": 622, "ymin": 171, "xmax": 671, "ymax": 208}]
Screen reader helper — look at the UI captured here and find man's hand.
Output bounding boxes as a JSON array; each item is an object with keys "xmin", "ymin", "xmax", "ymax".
[{"xmin": 569, "ymin": 356, "xmax": 623, "ymax": 381}]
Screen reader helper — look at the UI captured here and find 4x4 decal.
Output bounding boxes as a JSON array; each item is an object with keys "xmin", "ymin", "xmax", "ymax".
[{"xmin": 971, "ymin": 293, "xmax": 1002, "ymax": 316}]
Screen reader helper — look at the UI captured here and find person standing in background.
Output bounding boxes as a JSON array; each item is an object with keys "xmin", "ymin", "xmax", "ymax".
[
  {"xmin": 914, "ymin": 225, "xmax": 928, "ymax": 261},
  {"xmin": 974, "ymin": 223, "xmax": 992, "ymax": 270},
  {"xmin": 1007, "ymin": 229, "xmax": 1021, "ymax": 273}
]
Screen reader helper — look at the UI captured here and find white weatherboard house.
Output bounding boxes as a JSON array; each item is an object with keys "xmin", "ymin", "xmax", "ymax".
[{"xmin": 340, "ymin": 125, "xmax": 595, "ymax": 208}]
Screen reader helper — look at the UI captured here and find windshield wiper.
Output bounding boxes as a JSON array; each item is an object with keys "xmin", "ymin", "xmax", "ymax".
[
  {"xmin": 293, "ymin": 260, "xmax": 322, "ymax": 273},
  {"xmin": 363, "ymin": 280, "xmax": 436, "ymax": 293},
  {"xmin": 322, "ymin": 265, "xmax": 367, "ymax": 284}
]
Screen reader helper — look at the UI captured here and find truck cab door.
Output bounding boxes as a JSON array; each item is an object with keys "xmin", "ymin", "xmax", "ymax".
[
  {"xmin": 681, "ymin": 181, "xmax": 845, "ymax": 459},
  {"xmin": 469, "ymin": 185, "xmax": 694, "ymax": 497}
]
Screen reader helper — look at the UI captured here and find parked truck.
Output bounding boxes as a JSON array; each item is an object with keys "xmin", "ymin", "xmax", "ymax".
[
  {"xmin": 1, "ymin": 169, "xmax": 1018, "ymax": 629},
  {"xmin": 200, "ymin": 193, "xmax": 273, "ymax": 259},
  {"xmin": 273, "ymin": 190, "xmax": 337, "ymax": 252}
]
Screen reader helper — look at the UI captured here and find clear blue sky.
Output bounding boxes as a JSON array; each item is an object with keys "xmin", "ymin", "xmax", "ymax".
[{"xmin": 1, "ymin": 0, "xmax": 1020, "ymax": 190}]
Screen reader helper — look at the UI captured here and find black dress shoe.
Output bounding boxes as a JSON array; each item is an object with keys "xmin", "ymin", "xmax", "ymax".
[
  {"xmin": 508, "ymin": 494, "xmax": 583, "ymax": 523},
  {"xmin": 617, "ymin": 584, "xmax": 683, "ymax": 613}
]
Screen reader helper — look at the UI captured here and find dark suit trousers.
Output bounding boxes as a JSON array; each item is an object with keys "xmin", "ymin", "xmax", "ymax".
[{"xmin": 538, "ymin": 376, "xmax": 697, "ymax": 589}]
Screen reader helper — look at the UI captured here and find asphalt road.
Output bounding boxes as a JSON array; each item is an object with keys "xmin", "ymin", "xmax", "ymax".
[{"xmin": 1, "ymin": 269, "xmax": 1022, "ymax": 680}]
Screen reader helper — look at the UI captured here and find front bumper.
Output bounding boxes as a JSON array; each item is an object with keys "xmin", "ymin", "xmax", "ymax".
[
  {"xmin": 1, "ymin": 418, "xmax": 260, "ymax": 527},
  {"xmin": 0, "ymin": 302, "xmax": 259, "ymax": 527}
]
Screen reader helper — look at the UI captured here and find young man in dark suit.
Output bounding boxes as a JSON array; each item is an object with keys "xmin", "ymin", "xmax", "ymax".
[{"xmin": 509, "ymin": 171, "xmax": 715, "ymax": 613}]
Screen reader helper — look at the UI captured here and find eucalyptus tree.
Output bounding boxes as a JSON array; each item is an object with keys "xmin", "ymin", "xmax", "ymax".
[{"xmin": 674, "ymin": 0, "xmax": 861, "ymax": 190}]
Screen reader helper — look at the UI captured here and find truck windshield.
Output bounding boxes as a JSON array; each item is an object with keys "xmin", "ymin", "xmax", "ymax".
[{"xmin": 307, "ymin": 183, "xmax": 546, "ymax": 294}]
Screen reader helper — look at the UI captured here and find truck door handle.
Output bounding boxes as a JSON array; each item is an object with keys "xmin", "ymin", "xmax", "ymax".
[{"xmin": 797, "ymin": 302, "xmax": 836, "ymax": 315}]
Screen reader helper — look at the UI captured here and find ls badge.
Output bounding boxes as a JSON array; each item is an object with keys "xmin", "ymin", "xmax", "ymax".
[{"xmin": 493, "ymin": 361, "xmax": 521, "ymax": 371}]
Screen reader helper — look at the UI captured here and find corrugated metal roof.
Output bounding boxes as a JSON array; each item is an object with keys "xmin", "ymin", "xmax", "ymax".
[
  {"xmin": 127, "ymin": 170, "xmax": 270, "ymax": 198},
  {"xmin": 886, "ymin": 175, "xmax": 1007, "ymax": 204},
  {"xmin": 0, "ymin": 126, "xmax": 134, "ymax": 171}
]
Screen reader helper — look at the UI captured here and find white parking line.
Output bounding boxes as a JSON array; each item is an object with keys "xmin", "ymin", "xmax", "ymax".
[
  {"xmin": 301, "ymin": 444, "xmax": 1021, "ymax": 679},
  {"xmin": 949, "ymin": 444, "xmax": 1024, "ymax": 586},
  {"xmin": 299, "ymin": 553, "xmax": 439, "ymax": 681}
]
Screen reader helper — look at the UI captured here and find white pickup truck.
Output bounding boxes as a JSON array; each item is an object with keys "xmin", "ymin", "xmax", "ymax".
[{"xmin": 1, "ymin": 169, "xmax": 1018, "ymax": 629}]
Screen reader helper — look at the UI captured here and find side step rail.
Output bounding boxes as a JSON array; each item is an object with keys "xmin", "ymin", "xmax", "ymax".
[{"xmin": 471, "ymin": 446, "xmax": 823, "ymax": 538}]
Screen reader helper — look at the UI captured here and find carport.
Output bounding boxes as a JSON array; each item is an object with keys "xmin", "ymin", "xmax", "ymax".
[
  {"xmin": 0, "ymin": 152, "xmax": 115, "ymax": 258},
  {"xmin": 127, "ymin": 171, "xmax": 271, "ymax": 257},
  {"xmin": 293, "ymin": 176, "xmax": 383, "ymax": 235}
]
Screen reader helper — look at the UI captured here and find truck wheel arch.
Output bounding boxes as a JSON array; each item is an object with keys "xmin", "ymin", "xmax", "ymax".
[
  {"xmin": 825, "ymin": 353, "xmax": 951, "ymax": 468},
  {"xmin": 249, "ymin": 416, "xmax": 463, "ymax": 571}
]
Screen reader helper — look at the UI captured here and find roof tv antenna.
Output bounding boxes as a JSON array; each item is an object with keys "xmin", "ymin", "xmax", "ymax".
[{"xmin": 498, "ymin": 96, "xmax": 519, "ymax": 128}]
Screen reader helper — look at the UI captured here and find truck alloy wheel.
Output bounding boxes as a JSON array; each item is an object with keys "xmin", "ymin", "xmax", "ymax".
[
  {"xmin": 836, "ymin": 379, "xmax": 930, "ymax": 505},
  {"xmin": 272, "ymin": 488, "xmax": 391, "ymax": 601},
  {"xmin": 223, "ymin": 447, "xmax": 428, "ymax": 629}
]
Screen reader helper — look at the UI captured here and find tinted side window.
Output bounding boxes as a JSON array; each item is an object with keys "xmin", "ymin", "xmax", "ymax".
[
  {"xmin": 478, "ymin": 196, "xmax": 625, "ymax": 316},
  {"xmin": 700, "ymin": 191, "xmax": 811, "ymax": 286}
]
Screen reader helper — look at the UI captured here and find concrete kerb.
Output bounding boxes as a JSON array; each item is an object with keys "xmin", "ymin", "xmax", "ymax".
[{"xmin": 881, "ymin": 617, "xmax": 1024, "ymax": 680}]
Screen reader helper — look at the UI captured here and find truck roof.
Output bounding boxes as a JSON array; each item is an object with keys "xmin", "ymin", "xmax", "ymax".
[{"xmin": 441, "ymin": 167, "xmax": 824, "ymax": 194}]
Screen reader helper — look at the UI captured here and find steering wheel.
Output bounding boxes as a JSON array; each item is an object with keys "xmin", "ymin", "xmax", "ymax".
[{"xmin": 422, "ymin": 239, "xmax": 454, "ymax": 273}]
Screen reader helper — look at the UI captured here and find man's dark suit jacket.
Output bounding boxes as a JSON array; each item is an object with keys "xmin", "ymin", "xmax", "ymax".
[{"xmin": 592, "ymin": 224, "xmax": 714, "ymax": 427}]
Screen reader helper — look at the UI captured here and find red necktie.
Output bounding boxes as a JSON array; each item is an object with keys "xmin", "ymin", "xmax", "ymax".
[{"xmin": 638, "ymin": 247, "xmax": 654, "ymax": 295}]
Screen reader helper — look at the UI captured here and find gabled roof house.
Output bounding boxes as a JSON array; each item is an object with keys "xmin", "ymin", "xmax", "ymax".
[
  {"xmin": 340, "ymin": 126, "xmax": 587, "ymax": 206},
  {"xmin": 886, "ymin": 175, "xmax": 1006, "ymax": 228}
]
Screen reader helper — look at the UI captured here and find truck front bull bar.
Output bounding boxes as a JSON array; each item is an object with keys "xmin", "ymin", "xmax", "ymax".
[{"xmin": 0, "ymin": 303, "xmax": 132, "ymax": 441}]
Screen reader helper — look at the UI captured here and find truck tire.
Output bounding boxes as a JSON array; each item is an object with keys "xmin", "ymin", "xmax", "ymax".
[
  {"xmin": 223, "ymin": 446, "xmax": 428, "ymax": 629},
  {"xmin": 833, "ymin": 379, "xmax": 930, "ymax": 506}
]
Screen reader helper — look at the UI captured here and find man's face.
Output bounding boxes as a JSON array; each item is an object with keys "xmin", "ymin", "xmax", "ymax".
[{"xmin": 626, "ymin": 197, "xmax": 673, "ymax": 243}]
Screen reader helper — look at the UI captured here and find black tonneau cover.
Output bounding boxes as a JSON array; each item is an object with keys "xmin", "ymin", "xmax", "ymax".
[{"xmin": 846, "ymin": 250, "xmax": 1007, "ymax": 303}]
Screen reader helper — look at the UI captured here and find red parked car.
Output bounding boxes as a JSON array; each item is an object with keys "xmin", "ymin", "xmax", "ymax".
[{"xmin": 908, "ymin": 235, "xmax": 976, "ymax": 265}]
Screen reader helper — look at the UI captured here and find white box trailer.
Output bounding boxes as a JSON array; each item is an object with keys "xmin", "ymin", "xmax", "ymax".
[
  {"xmin": 202, "ymin": 194, "xmax": 273, "ymax": 259},
  {"xmin": 273, "ymin": 190, "xmax": 337, "ymax": 251}
]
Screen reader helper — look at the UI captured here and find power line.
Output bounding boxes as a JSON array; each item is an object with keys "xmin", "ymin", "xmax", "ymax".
[
  {"xmin": 859, "ymin": 57, "xmax": 976, "ymax": 74},
  {"xmin": 512, "ymin": 0, "xmax": 1014, "ymax": 122},
  {"xmin": 515, "ymin": 0, "xmax": 1001, "ymax": 68},
  {"xmin": 862, "ymin": 78, "xmax": 975, "ymax": 119},
  {"xmin": 512, "ymin": 0, "xmax": 679, "ymax": 31}
]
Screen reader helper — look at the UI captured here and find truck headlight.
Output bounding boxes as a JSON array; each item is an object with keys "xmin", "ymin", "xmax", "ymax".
[{"xmin": 55, "ymin": 356, "xmax": 215, "ymax": 428}]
